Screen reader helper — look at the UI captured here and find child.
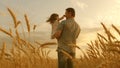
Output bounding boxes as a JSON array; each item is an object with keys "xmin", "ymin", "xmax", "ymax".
[{"xmin": 46, "ymin": 13, "xmax": 65, "ymax": 39}]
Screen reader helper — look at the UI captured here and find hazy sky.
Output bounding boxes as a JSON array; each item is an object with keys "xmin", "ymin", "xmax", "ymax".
[
  {"xmin": 0, "ymin": 0, "xmax": 120, "ymax": 48},
  {"xmin": 0, "ymin": 0, "xmax": 120, "ymax": 28}
]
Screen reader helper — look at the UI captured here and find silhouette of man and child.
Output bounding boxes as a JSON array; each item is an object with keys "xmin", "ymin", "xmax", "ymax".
[{"xmin": 46, "ymin": 7, "xmax": 81, "ymax": 68}]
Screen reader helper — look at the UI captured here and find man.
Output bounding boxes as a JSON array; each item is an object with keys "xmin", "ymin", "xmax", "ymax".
[{"xmin": 53, "ymin": 7, "xmax": 81, "ymax": 68}]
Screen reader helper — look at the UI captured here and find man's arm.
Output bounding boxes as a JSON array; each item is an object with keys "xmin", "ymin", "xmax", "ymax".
[{"xmin": 75, "ymin": 24, "xmax": 81, "ymax": 39}]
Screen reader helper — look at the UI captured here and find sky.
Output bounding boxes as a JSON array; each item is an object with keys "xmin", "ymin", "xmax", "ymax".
[
  {"xmin": 0, "ymin": 0, "xmax": 120, "ymax": 58},
  {"xmin": 0, "ymin": 0, "xmax": 120, "ymax": 28}
]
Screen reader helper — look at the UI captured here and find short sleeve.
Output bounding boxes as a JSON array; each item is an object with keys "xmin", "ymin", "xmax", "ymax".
[{"xmin": 57, "ymin": 21, "xmax": 65, "ymax": 31}]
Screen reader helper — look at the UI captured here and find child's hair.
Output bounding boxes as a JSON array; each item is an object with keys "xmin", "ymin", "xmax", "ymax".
[{"xmin": 46, "ymin": 13, "xmax": 59, "ymax": 24}]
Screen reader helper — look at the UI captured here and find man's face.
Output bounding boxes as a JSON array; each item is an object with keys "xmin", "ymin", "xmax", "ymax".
[{"xmin": 65, "ymin": 11, "xmax": 71, "ymax": 18}]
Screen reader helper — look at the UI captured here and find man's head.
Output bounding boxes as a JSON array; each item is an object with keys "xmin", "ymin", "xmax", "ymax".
[{"xmin": 65, "ymin": 7, "xmax": 75, "ymax": 19}]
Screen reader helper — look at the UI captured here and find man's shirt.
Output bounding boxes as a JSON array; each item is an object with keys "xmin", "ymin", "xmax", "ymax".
[{"xmin": 57, "ymin": 18, "xmax": 80, "ymax": 53}]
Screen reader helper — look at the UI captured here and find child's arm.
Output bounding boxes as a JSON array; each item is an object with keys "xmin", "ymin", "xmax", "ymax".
[
  {"xmin": 58, "ymin": 15, "xmax": 65, "ymax": 21},
  {"xmin": 52, "ymin": 30, "xmax": 62, "ymax": 39}
]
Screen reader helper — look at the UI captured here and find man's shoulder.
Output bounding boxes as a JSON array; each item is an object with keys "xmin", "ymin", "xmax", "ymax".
[
  {"xmin": 60, "ymin": 20, "xmax": 66, "ymax": 25},
  {"xmin": 61, "ymin": 20, "xmax": 66, "ymax": 23}
]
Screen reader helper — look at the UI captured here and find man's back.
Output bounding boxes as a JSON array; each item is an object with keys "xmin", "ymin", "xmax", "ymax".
[{"xmin": 57, "ymin": 18, "xmax": 80, "ymax": 53}]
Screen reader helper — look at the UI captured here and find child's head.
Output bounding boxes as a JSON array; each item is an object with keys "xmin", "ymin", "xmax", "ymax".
[{"xmin": 46, "ymin": 13, "xmax": 59, "ymax": 24}]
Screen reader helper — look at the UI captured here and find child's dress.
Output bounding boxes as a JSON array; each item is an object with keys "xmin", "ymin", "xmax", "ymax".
[{"xmin": 51, "ymin": 20, "xmax": 59, "ymax": 39}]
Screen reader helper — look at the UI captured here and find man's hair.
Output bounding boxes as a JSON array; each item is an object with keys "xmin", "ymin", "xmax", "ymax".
[{"xmin": 66, "ymin": 7, "xmax": 75, "ymax": 17}]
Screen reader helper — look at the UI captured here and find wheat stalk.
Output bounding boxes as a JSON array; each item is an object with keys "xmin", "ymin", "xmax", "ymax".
[
  {"xmin": 101, "ymin": 23, "xmax": 114, "ymax": 43},
  {"xmin": 15, "ymin": 29, "xmax": 21, "ymax": 45},
  {"xmin": 15, "ymin": 29, "xmax": 20, "ymax": 39},
  {"xmin": 24, "ymin": 14, "xmax": 30, "ymax": 32},
  {"xmin": 16, "ymin": 21, "xmax": 21, "ymax": 28},
  {"xmin": 60, "ymin": 50, "xmax": 77, "ymax": 62},
  {"xmin": 0, "ymin": 27, "xmax": 13, "ymax": 38},
  {"xmin": 112, "ymin": 24, "xmax": 120, "ymax": 35},
  {"xmin": 7, "ymin": 8, "xmax": 17, "ymax": 28},
  {"xmin": 36, "ymin": 42, "xmax": 57, "ymax": 48},
  {"xmin": 97, "ymin": 33, "xmax": 108, "ymax": 42},
  {"xmin": 0, "ymin": 42, "xmax": 6, "ymax": 59},
  {"xmin": 60, "ymin": 50, "xmax": 73, "ymax": 59},
  {"xmin": 9, "ymin": 28, "xmax": 12, "ymax": 34},
  {"xmin": 33, "ymin": 25, "xmax": 37, "ymax": 31}
]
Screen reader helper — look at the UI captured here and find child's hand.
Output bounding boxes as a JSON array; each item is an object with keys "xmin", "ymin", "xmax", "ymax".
[
  {"xmin": 59, "ymin": 15, "xmax": 65, "ymax": 21},
  {"xmin": 61, "ymin": 15, "xmax": 65, "ymax": 19},
  {"xmin": 51, "ymin": 35, "xmax": 55, "ymax": 39},
  {"xmin": 62, "ymin": 15, "xmax": 65, "ymax": 17}
]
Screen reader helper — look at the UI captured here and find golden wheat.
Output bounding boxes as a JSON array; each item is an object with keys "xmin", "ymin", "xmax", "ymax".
[
  {"xmin": 1, "ymin": 8, "xmax": 120, "ymax": 68},
  {"xmin": 0, "ymin": 8, "xmax": 59, "ymax": 68},
  {"xmin": 33, "ymin": 25, "xmax": 37, "ymax": 31},
  {"xmin": 60, "ymin": 50, "xmax": 73, "ymax": 59},
  {"xmin": 0, "ymin": 27, "xmax": 13, "ymax": 38},
  {"xmin": 24, "ymin": 14, "xmax": 30, "ymax": 32},
  {"xmin": 7, "ymin": 8, "xmax": 17, "ymax": 28},
  {"xmin": 0, "ymin": 42, "xmax": 6, "ymax": 59},
  {"xmin": 112, "ymin": 24, "xmax": 120, "ymax": 35}
]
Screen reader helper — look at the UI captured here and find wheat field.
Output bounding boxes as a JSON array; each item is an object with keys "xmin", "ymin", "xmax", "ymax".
[{"xmin": 0, "ymin": 8, "xmax": 120, "ymax": 68}]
